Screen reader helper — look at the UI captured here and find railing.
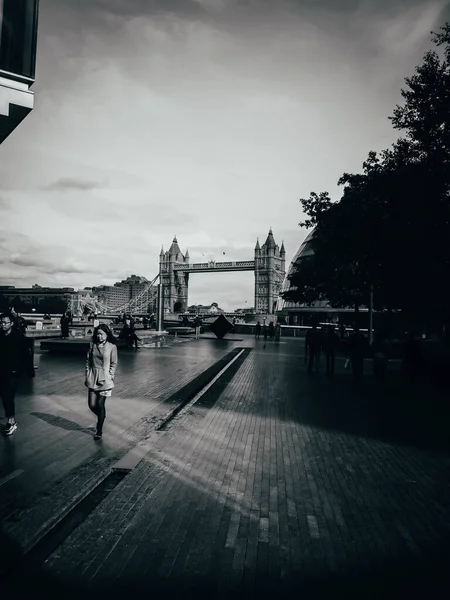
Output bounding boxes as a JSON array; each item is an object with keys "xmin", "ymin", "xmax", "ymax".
[{"xmin": 0, "ymin": 0, "xmax": 39, "ymax": 81}]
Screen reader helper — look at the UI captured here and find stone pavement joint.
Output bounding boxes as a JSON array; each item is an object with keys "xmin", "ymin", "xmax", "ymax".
[
  {"xmin": 3, "ymin": 337, "xmax": 450, "ymax": 598},
  {"xmin": 112, "ymin": 348, "xmax": 250, "ymax": 472},
  {"xmin": 1, "ymin": 340, "xmax": 245, "ymax": 559}
]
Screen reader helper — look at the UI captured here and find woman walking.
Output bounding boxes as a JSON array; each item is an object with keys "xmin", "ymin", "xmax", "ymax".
[{"xmin": 85, "ymin": 324, "xmax": 118, "ymax": 440}]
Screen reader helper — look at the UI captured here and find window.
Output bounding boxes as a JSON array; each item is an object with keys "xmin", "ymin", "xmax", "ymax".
[{"xmin": 0, "ymin": 0, "xmax": 39, "ymax": 79}]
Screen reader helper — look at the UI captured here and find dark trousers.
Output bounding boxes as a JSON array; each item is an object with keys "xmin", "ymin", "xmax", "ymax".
[
  {"xmin": 122, "ymin": 333, "xmax": 139, "ymax": 348},
  {"xmin": 307, "ymin": 349, "xmax": 321, "ymax": 372},
  {"xmin": 0, "ymin": 376, "xmax": 18, "ymax": 419},
  {"xmin": 351, "ymin": 356, "xmax": 364, "ymax": 382},
  {"xmin": 325, "ymin": 351, "xmax": 335, "ymax": 376},
  {"xmin": 373, "ymin": 354, "xmax": 388, "ymax": 382}
]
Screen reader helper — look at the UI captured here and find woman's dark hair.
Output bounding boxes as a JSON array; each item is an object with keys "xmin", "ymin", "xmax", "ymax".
[{"xmin": 92, "ymin": 323, "xmax": 117, "ymax": 344}]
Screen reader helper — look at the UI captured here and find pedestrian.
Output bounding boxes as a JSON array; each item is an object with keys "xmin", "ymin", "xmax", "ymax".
[
  {"xmin": 268, "ymin": 321, "xmax": 274, "ymax": 339},
  {"xmin": 255, "ymin": 321, "xmax": 261, "ymax": 338},
  {"xmin": 305, "ymin": 323, "xmax": 322, "ymax": 373},
  {"xmin": 118, "ymin": 318, "xmax": 140, "ymax": 349},
  {"xmin": 347, "ymin": 324, "xmax": 367, "ymax": 383},
  {"xmin": 194, "ymin": 315, "xmax": 202, "ymax": 339},
  {"xmin": 402, "ymin": 330, "xmax": 422, "ymax": 384},
  {"xmin": 85, "ymin": 324, "xmax": 118, "ymax": 440},
  {"xmin": 60, "ymin": 311, "xmax": 72, "ymax": 339},
  {"xmin": 372, "ymin": 331, "xmax": 390, "ymax": 383},
  {"xmin": 263, "ymin": 323, "xmax": 268, "ymax": 341},
  {"xmin": 0, "ymin": 312, "xmax": 34, "ymax": 436},
  {"xmin": 9, "ymin": 307, "xmax": 27, "ymax": 335},
  {"xmin": 322, "ymin": 325, "xmax": 338, "ymax": 376},
  {"xmin": 275, "ymin": 321, "xmax": 281, "ymax": 341}
]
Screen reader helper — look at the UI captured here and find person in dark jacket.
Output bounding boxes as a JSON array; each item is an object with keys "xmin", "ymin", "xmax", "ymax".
[
  {"xmin": 0, "ymin": 312, "xmax": 33, "ymax": 436},
  {"xmin": 118, "ymin": 318, "xmax": 140, "ymax": 349},
  {"xmin": 275, "ymin": 322, "xmax": 281, "ymax": 341},
  {"xmin": 347, "ymin": 325, "xmax": 367, "ymax": 383},
  {"xmin": 9, "ymin": 307, "xmax": 27, "ymax": 335},
  {"xmin": 322, "ymin": 326, "xmax": 338, "ymax": 376},
  {"xmin": 403, "ymin": 331, "xmax": 422, "ymax": 384},
  {"xmin": 305, "ymin": 323, "xmax": 322, "ymax": 373},
  {"xmin": 60, "ymin": 311, "xmax": 72, "ymax": 339},
  {"xmin": 255, "ymin": 321, "xmax": 261, "ymax": 338},
  {"xmin": 372, "ymin": 331, "xmax": 390, "ymax": 383}
]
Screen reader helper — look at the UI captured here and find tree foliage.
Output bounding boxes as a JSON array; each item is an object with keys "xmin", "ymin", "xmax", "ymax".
[{"xmin": 284, "ymin": 23, "xmax": 450, "ymax": 321}]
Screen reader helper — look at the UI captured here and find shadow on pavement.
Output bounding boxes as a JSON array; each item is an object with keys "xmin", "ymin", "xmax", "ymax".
[
  {"xmin": 4, "ymin": 541, "xmax": 450, "ymax": 600},
  {"xmin": 31, "ymin": 412, "xmax": 92, "ymax": 435},
  {"xmin": 282, "ymin": 367, "xmax": 450, "ymax": 455}
]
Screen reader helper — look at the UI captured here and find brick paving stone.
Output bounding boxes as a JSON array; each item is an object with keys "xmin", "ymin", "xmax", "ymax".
[
  {"xmin": 9, "ymin": 337, "xmax": 449, "ymax": 599},
  {"xmin": 1, "ymin": 340, "xmax": 242, "ymax": 556}
]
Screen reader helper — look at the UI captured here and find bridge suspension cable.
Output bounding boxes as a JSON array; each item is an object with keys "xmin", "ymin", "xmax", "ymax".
[{"xmin": 72, "ymin": 273, "xmax": 160, "ymax": 315}]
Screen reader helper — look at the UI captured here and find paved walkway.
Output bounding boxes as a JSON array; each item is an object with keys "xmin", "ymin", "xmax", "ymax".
[{"xmin": 2, "ymin": 335, "xmax": 450, "ymax": 598}]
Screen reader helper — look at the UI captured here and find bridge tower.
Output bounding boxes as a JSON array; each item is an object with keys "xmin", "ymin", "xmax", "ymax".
[
  {"xmin": 159, "ymin": 229, "xmax": 285, "ymax": 317},
  {"xmin": 254, "ymin": 229, "xmax": 286, "ymax": 315},
  {"xmin": 159, "ymin": 237, "xmax": 189, "ymax": 313}
]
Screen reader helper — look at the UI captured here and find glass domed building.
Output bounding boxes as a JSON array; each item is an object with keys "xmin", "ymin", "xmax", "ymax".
[{"xmin": 276, "ymin": 230, "xmax": 367, "ymax": 326}]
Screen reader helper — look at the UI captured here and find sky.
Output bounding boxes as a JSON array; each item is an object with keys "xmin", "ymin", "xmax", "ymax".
[{"xmin": 0, "ymin": 0, "xmax": 449, "ymax": 310}]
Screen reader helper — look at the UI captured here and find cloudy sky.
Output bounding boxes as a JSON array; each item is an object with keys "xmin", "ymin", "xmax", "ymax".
[{"xmin": 0, "ymin": 0, "xmax": 449, "ymax": 310}]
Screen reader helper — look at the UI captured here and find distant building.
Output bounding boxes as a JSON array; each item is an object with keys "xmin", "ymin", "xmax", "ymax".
[
  {"xmin": 186, "ymin": 303, "xmax": 224, "ymax": 314},
  {"xmin": 235, "ymin": 306, "xmax": 255, "ymax": 314},
  {"xmin": 0, "ymin": 0, "xmax": 39, "ymax": 144},
  {"xmin": 276, "ymin": 230, "xmax": 369, "ymax": 326},
  {"xmin": 92, "ymin": 274, "xmax": 151, "ymax": 311},
  {"xmin": 0, "ymin": 284, "xmax": 75, "ymax": 314}
]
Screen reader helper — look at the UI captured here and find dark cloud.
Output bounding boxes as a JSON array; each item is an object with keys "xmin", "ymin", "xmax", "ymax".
[
  {"xmin": 0, "ymin": 229, "xmax": 99, "ymax": 277},
  {"xmin": 46, "ymin": 0, "xmax": 208, "ymax": 28},
  {"xmin": 8, "ymin": 255, "xmax": 86, "ymax": 274},
  {"xmin": 41, "ymin": 177, "xmax": 106, "ymax": 192},
  {"xmin": 86, "ymin": 0, "xmax": 207, "ymax": 18}
]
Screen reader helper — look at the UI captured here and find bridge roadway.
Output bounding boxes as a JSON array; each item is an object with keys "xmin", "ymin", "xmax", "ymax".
[{"xmin": 1, "ymin": 335, "xmax": 450, "ymax": 598}]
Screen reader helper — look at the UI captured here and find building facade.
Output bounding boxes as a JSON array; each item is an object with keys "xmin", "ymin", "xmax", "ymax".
[
  {"xmin": 0, "ymin": 0, "xmax": 39, "ymax": 144},
  {"xmin": 92, "ymin": 275, "xmax": 151, "ymax": 311},
  {"xmin": 0, "ymin": 284, "xmax": 74, "ymax": 314},
  {"xmin": 276, "ymin": 230, "xmax": 371, "ymax": 326}
]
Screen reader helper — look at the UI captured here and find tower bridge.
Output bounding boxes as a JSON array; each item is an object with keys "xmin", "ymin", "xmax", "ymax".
[
  {"xmin": 159, "ymin": 229, "xmax": 286, "ymax": 315},
  {"xmin": 71, "ymin": 229, "xmax": 285, "ymax": 318}
]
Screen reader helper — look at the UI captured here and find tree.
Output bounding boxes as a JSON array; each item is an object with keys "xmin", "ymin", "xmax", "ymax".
[{"xmin": 285, "ymin": 23, "xmax": 450, "ymax": 327}]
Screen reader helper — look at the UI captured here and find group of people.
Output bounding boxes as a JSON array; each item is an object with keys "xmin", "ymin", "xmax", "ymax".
[
  {"xmin": 304, "ymin": 322, "xmax": 423, "ymax": 383},
  {"xmin": 0, "ymin": 308, "xmax": 34, "ymax": 436},
  {"xmin": 0, "ymin": 308, "xmax": 118, "ymax": 440},
  {"xmin": 255, "ymin": 321, "xmax": 281, "ymax": 341},
  {"xmin": 305, "ymin": 322, "xmax": 366, "ymax": 380},
  {"xmin": 118, "ymin": 316, "xmax": 141, "ymax": 349}
]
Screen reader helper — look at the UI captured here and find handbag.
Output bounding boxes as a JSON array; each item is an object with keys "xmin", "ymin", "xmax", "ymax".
[{"xmin": 85, "ymin": 369, "xmax": 96, "ymax": 389}]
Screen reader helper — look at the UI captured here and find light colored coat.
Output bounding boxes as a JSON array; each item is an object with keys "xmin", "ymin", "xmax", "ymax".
[{"xmin": 85, "ymin": 341, "xmax": 118, "ymax": 391}]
